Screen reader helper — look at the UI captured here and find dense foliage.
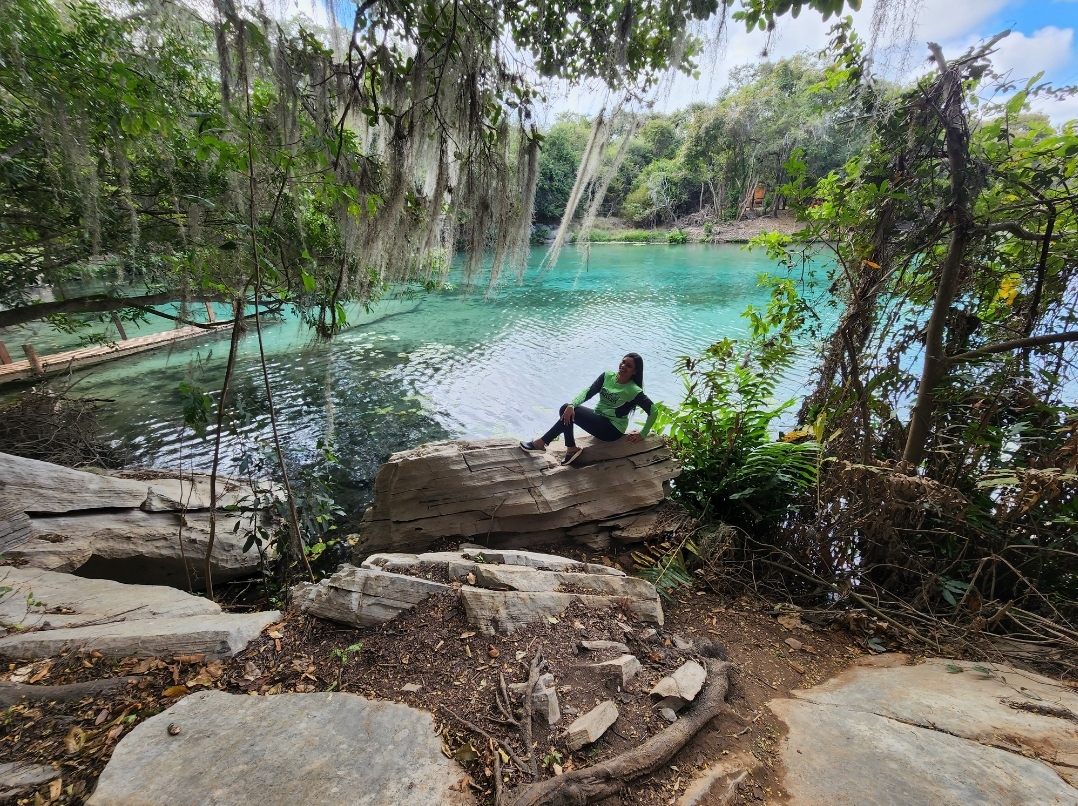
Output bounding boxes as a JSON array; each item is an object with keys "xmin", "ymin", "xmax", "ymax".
[
  {"xmin": 535, "ymin": 55, "xmax": 864, "ymax": 228},
  {"xmin": 646, "ymin": 26, "xmax": 1078, "ymax": 666}
]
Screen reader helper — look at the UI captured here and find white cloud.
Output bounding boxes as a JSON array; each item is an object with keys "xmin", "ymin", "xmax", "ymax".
[
  {"xmin": 991, "ymin": 26, "xmax": 1074, "ymax": 81},
  {"xmin": 911, "ymin": 0, "xmax": 1009, "ymax": 43},
  {"xmin": 1028, "ymin": 88, "xmax": 1078, "ymax": 126}
]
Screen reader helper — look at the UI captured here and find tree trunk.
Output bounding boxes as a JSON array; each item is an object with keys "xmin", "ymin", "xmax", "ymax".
[
  {"xmin": 205, "ymin": 295, "xmax": 246, "ymax": 600},
  {"xmin": 902, "ymin": 48, "xmax": 973, "ymax": 468}
]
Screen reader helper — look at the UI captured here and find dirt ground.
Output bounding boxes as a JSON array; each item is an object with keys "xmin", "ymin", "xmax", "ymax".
[{"xmin": 0, "ymin": 572, "xmax": 873, "ymax": 806}]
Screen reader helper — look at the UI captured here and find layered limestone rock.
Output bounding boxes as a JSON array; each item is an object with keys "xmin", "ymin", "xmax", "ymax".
[
  {"xmin": 0, "ymin": 452, "xmax": 273, "ymax": 588},
  {"xmin": 0, "ymin": 567, "xmax": 279, "ymax": 661},
  {"xmin": 352, "ymin": 436, "xmax": 679, "ymax": 559},
  {"xmin": 294, "ymin": 548, "xmax": 664, "ymax": 634}
]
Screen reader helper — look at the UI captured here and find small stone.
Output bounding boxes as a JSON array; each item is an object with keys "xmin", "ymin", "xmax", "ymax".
[
  {"xmin": 509, "ymin": 674, "xmax": 561, "ymax": 725},
  {"xmin": 659, "ymin": 707, "xmax": 678, "ymax": 723},
  {"xmin": 580, "ymin": 640, "xmax": 630, "ymax": 654},
  {"xmin": 588, "ymin": 655, "xmax": 641, "ymax": 689},
  {"xmin": 401, "ymin": 683, "xmax": 423, "ymax": 693},
  {"xmin": 785, "ymin": 637, "xmax": 802, "ymax": 651},
  {"xmin": 167, "ymin": 723, "xmax": 181, "ymax": 736},
  {"xmin": 466, "ymin": 573, "xmax": 476, "ymax": 586},
  {"xmin": 650, "ymin": 661, "xmax": 707, "ymax": 710},
  {"xmin": 639, "ymin": 628, "xmax": 657, "ymax": 641},
  {"xmin": 671, "ymin": 634, "xmax": 693, "ymax": 650},
  {"xmin": 567, "ymin": 701, "xmax": 619, "ymax": 750}
]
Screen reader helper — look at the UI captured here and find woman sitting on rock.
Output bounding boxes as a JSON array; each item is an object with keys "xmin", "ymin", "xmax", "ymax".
[{"xmin": 520, "ymin": 352, "xmax": 657, "ymax": 466}]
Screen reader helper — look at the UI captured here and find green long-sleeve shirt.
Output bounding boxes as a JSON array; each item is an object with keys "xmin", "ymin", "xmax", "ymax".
[{"xmin": 571, "ymin": 371, "xmax": 657, "ymax": 437}]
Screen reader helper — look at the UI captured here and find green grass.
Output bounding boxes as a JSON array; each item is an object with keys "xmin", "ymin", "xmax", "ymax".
[{"xmin": 575, "ymin": 228, "xmax": 662, "ymax": 243}]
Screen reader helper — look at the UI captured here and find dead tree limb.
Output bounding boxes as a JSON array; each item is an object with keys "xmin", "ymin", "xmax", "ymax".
[{"xmin": 510, "ymin": 659, "xmax": 732, "ymax": 806}]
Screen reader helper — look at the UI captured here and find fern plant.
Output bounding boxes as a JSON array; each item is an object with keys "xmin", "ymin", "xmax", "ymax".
[{"xmin": 653, "ymin": 277, "xmax": 819, "ymax": 530}]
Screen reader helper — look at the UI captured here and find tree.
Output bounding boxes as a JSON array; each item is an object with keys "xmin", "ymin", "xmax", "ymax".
[{"xmin": 534, "ymin": 116, "xmax": 591, "ymax": 223}]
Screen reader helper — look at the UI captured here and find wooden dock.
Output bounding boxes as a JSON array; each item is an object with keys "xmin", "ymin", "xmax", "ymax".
[{"xmin": 0, "ymin": 323, "xmax": 231, "ymax": 386}]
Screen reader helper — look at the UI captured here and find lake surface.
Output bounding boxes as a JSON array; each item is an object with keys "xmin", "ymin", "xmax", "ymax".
[{"xmin": 17, "ymin": 244, "xmax": 819, "ymax": 515}]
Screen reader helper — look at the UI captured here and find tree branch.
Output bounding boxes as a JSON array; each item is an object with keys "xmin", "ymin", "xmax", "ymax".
[
  {"xmin": 0, "ymin": 292, "xmax": 226, "ymax": 329},
  {"xmin": 950, "ymin": 331, "xmax": 1078, "ymax": 363}
]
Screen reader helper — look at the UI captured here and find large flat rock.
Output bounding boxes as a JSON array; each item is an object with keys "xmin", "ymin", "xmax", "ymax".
[
  {"xmin": 0, "ymin": 567, "xmax": 219, "ymax": 630},
  {"xmin": 0, "ymin": 610, "xmax": 279, "ymax": 660},
  {"xmin": 771, "ymin": 698, "xmax": 1077, "ymax": 805},
  {"xmin": 769, "ymin": 656, "xmax": 1078, "ymax": 805},
  {"xmin": 790, "ymin": 656, "xmax": 1078, "ymax": 771},
  {"xmin": 86, "ymin": 690, "xmax": 473, "ymax": 806},
  {"xmin": 353, "ymin": 436, "xmax": 679, "ymax": 557}
]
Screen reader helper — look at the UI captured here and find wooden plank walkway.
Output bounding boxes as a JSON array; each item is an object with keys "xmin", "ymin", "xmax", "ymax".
[{"xmin": 0, "ymin": 324, "xmax": 231, "ymax": 386}]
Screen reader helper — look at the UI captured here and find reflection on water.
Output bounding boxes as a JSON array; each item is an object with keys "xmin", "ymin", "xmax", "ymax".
[{"xmin": 19, "ymin": 244, "xmax": 815, "ymax": 515}]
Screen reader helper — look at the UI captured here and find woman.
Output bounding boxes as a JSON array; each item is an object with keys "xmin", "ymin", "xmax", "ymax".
[{"xmin": 520, "ymin": 353, "xmax": 657, "ymax": 465}]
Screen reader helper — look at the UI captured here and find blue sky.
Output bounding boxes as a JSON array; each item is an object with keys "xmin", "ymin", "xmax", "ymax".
[{"xmin": 542, "ymin": 0, "xmax": 1078, "ymax": 125}]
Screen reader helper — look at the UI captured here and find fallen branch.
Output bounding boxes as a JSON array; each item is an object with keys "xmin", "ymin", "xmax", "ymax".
[
  {"xmin": 510, "ymin": 657, "xmax": 731, "ymax": 806},
  {"xmin": 0, "ymin": 676, "xmax": 140, "ymax": 708}
]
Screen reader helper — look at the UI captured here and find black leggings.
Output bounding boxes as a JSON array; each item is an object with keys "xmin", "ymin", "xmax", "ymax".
[{"xmin": 541, "ymin": 404, "xmax": 622, "ymax": 448}]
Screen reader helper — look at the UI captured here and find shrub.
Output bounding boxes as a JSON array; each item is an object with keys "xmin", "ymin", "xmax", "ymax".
[
  {"xmin": 703, "ymin": 222, "xmax": 714, "ymax": 237},
  {"xmin": 667, "ymin": 228, "xmax": 688, "ymax": 244},
  {"xmin": 529, "ymin": 224, "xmax": 551, "ymax": 245},
  {"xmin": 652, "ymin": 278, "xmax": 817, "ymax": 529}
]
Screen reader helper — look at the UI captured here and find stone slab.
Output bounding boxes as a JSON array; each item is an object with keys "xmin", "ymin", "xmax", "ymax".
[
  {"xmin": 791, "ymin": 657, "xmax": 1078, "ymax": 769},
  {"xmin": 0, "ymin": 611, "xmax": 279, "ymax": 661},
  {"xmin": 580, "ymin": 639, "xmax": 630, "ymax": 654},
  {"xmin": 460, "ymin": 587, "xmax": 663, "ymax": 634},
  {"xmin": 86, "ymin": 690, "xmax": 473, "ymax": 806},
  {"xmin": 471, "ymin": 565, "xmax": 653, "ymax": 597},
  {"xmin": 293, "ymin": 565, "xmax": 448, "ymax": 628},
  {"xmin": 567, "ymin": 700, "xmax": 619, "ymax": 750},
  {"xmin": 7, "ymin": 509, "xmax": 262, "ymax": 589},
  {"xmin": 769, "ymin": 697, "xmax": 1078, "ymax": 805},
  {"xmin": 0, "ymin": 567, "xmax": 219, "ymax": 630},
  {"xmin": 589, "ymin": 655, "xmax": 641, "ymax": 689},
  {"xmin": 0, "ymin": 452, "xmax": 150, "ymax": 514},
  {"xmin": 0, "ymin": 761, "xmax": 59, "ymax": 800}
]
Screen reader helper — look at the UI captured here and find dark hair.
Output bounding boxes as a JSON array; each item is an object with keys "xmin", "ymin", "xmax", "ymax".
[{"xmin": 625, "ymin": 353, "xmax": 644, "ymax": 389}]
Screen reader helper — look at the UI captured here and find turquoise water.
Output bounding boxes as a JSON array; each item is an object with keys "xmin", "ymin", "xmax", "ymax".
[{"xmin": 12, "ymin": 244, "xmax": 816, "ymax": 514}]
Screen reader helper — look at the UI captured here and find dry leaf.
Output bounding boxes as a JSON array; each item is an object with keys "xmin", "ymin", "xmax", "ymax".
[
  {"xmin": 487, "ymin": 645, "xmax": 500, "ymax": 658},
  {"xmin": 48, "ymin": 779, "xmax": 61, "ymax": 800},
  {"xmin": 162, "ymin": 684, "xmax": 188, "ymax": 698},
  {"xmin": 94, "ymin": 708, "xmax": 109, "ymax": 726},
  {"xmin": 28, "ymin": 662, "xmax": 53, "ymax": 684},
  {"xmin": 777, "ymin": 613, "xmax": 804, "ymax": 631},
  {"xmin": 242, "ymin": 661, "xmax": 262, "ymax": 681},
  {"xmin": 64, "ymin": 726, "xmax": 85, "ymax": 754},
  {"xmin": 173, "ymin": 654, "xmax": 206, "ymax": 665},
  {"xmin": 106, "ymin": 724, "xmax": 123, "ymax": 742},
  {"xmin": 452, "ymin": 739, "xmax": 480, "ymax": 763},
  {"xmin": 267, "ymin": 630, "xmax": 283, "ymax": 640},
  {"xmin": 460, "ymin": 631, "xmax": 476, "ymax": 639},
  {"xmin": 89, "ymin": 650, "xmax": 103, "ymax": 659}
]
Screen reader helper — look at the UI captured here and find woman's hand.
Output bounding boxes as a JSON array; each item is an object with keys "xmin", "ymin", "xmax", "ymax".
[
  {"xmin": 561, "ymin": 405, "xmax": 575, "ymax": 426},
  {"xmin": 625, "ymin": 430, "xmax": 643, "ymax": 443}
]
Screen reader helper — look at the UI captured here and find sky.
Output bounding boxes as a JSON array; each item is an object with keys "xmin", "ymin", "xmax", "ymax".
[{"xmin": 540, "ymin": 0, "xmax": 1078, "ymax": 126}]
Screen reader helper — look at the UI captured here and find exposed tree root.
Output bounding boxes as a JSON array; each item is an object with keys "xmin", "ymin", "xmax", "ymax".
[{"xmin": 510, "ymin": 657, "xmax": 731, "ymax": 806}]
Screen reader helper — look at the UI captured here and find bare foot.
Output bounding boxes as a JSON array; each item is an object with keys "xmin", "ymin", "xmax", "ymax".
[{"xmin": 534, "ymin": 438, "xmax": 546, "ymax": 449}]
